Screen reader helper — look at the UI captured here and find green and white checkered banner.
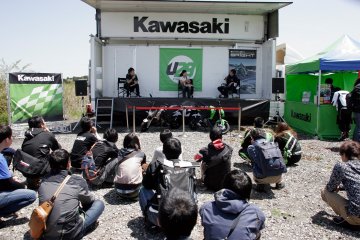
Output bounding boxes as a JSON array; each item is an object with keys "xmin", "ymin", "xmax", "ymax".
[
  {"xmin": 159, "ymin": 48, "xmax": 203, "ymax": 91},
  {"xmin": 9, "ymin": 73, "xmax": 64, "ymax": 123}
]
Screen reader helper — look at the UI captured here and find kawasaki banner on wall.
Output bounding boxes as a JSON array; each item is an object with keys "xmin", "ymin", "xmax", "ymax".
[
  {"xmin": 159, "ymin": 48, "xmax": 202, "ymax": 91},
  {"xmin": 229, "ymin": 49, "xmax": 257, "ymax": 94},
  {"xmin": 9, "ymin": 73, "xmax": 64, "ymax": 123}
]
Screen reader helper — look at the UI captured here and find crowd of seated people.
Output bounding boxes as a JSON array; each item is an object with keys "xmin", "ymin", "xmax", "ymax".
[{"xmin": 1, "ymin": 114, "xmax": 359, "ymax": 239}]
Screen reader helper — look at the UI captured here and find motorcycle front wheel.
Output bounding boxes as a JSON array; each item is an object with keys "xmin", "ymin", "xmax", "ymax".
[{"xmin": 140, "ymin": 121, "xmax": 149, "ymax": 132}]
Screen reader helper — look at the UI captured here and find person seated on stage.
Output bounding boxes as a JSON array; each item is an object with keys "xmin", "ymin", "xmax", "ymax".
[
  {"xmin": 200, "ymin": 170, "xmax": 265, "ymax": 240},
  {"xmin": 194, "ymin": 127, "xmax": 233, "ymax": 191},
  {"xmin": 159, "ymin": 188, "xmax": 198, "ymax": 240},
  {"xmin": 218, "ymin": 69, "xmax": 240, "ymax": 98},
  {"xmin": 84, "ymin": 128, "xmax": 119, "ymax": 187},
  {"xmin": 321, "ymin": 141, "xmax": 360, "ymax": 228},
  {"xmin": 114, "ymin": 133, "xmax": 147, "ymax": 199},
  {"xmin": 125, "ymin": 67, "xmax": 141, "ymax": 97},
  {"xmin": 0, "ymin": 125, "xmax": 37, "ymax": 220},
  {"xmin": 238, "ymin": 117, "xmax": 274, "ymax": 162},
  {"xmin": 70, "ymin": 117, "xmax": 100, "ymax": 170},
  {"xmin": 151, "ymin": 129, "xmax": 182, "ymax": 163},
  {"xmin": 38, "ymin": 149, "xmax": 104, "ymax": 239},
  {"xmin": 179, "ymin": 70, "xmax": 194, "ymax": 98},
  {"xmin": 274, "ymin": 123, "xmax": 302, "ymax": 166},
  {"xmin": 247, "ymin": 128, "xmax": 287, "ymax": 192},
  {"xmin": 22, "ymin": 115, "xmax": 62, "ymax": 190}
]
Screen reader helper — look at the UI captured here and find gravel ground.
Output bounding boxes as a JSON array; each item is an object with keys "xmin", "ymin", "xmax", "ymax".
[{"xmin": 1, "ymin": 126, "xmax": 360, "ymax": 240}]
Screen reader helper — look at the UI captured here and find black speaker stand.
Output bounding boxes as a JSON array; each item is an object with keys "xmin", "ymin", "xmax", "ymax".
[
  {"xmin": 72, "ymin": 96, "xmax": 86, "ymax": 131},
  {"xmin": 265, "ymin": 92, "xmax": 286, "ymax": 126}
]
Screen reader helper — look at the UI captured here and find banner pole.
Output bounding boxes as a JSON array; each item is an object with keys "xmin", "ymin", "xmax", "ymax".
[
  {"xmin": 238, "ymin": 103, "xmax": 242, "ymax": 136},
  {"xmin": 179, "ymin": 106, "xmax": 187, "ymax": 138},
  {"xmin": 125, "ymin": 104, "xmax": 129, "ymax": 130},
  {"xmin": 132, "ymin": 106, "xmax": 136, "ymax": 133},
  {"xmin": 6, "ymin": 75, "xmax": 11, "ymax": 125}
]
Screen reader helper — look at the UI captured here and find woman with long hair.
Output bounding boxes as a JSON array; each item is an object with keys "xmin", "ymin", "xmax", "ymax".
[
  {"xmin": 179, "ymin": 70, "xmax": 194, "ymax": 98},
  {"xmin": 274, "ymin": 122, "xmax": 302, "ymax": 165},
  {"xmin": 114, "ymin": 133, "xmax": 147, "ymax": 199}
]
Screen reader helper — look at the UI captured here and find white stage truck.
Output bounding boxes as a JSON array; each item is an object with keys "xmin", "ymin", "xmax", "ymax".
[{"xmin": 81, "ymin": 0, "xmax": 292, "ymax": 127}]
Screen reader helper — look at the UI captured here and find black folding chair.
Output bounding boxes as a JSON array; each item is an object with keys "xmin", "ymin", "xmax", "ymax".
[{"xmin": 118, "ymin": 78, "xmax": 127, "ymax": 98}]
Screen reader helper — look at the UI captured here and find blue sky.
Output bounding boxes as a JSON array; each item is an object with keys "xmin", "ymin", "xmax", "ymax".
[{"xmin": 0, "ymin": 0, "xmax": 359, "ymax": 77}]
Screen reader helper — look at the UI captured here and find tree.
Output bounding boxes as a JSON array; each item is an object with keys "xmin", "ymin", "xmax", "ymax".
[{"xmin": 0, "ymin": 58, "xmax": 31, "ymax": 81}]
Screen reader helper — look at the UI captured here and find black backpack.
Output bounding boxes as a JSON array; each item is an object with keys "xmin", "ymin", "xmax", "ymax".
[
  {"xmin": 255, "ymin": 141, "xmax": 287, "ymax": 176},
  {"xmin": 153, "ymin": 160, "xmax": 197, "ymax": 209},
  {"xmin": 13, "ymin": 149, "xmax": 50, "ymax": 177},
  {"xmin": 351, "ymin": 86, "xmax": 360, "ymax": 112}
]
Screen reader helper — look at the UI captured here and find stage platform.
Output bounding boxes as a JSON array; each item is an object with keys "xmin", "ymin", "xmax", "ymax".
[{"xmin": 104, "ymin": 97, "xmax": 270, "ymax": 126}]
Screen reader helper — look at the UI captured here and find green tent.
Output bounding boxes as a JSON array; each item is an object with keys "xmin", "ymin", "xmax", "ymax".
[{"xmin": 284, "ymin": 35, "xmax": 360, "ymax": 139}]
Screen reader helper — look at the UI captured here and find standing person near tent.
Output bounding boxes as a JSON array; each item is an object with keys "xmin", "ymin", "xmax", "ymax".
[
  {"xmin": 332, "ymin": 90, "xmax": 352, "ymax": 141},
  {"xmin": 274, "ymin": 123, "xmax": 302, "ymax": 166},
  {"xmin": 325, "ymin": 78, "xmax": 341, "ymax": 100},
  {"xmin": 349, "ymin": 78, "xmax": 360, "ymax": 142}
]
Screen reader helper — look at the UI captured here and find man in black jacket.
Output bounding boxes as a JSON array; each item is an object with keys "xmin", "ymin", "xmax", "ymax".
[
  {"xmin": 218, "ymin": 69, "xmax": 240, "ymax": 98},
  {"xmin": 194, "ymin": 127, "xmax": 233, "ymax": 191},
  {"xmin": 70, "ymin": 117, "xmax": 100, "ymax": 169},
  {"xmin": 21, "ymin": 116, "xmax": 61, "ymax": 189},
  {"xmin": 139, "ymin": 138, "xmax": 195, "ymax": 227},
  {"xmin": 38, "ymin": 149, "xmax": 104, "ymax": 239},
  {"xmin": 88, "ymin": 128, "xmax": 119, "ymax": 186}
]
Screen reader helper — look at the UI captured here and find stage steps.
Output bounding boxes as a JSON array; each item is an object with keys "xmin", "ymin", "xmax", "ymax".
[{"xmin": 95, "ymin": 98, "xmax": 114, "ymax": 129}]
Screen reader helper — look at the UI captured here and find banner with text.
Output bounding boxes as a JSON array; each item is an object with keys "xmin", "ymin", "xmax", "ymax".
[
  {"xmin": 159, "ymin": 48, "xmax": 203, "ymax": 91},
  {"xmin": 9, "ymin": 73, "xmax": 63, "ymax": 123},
  {"xmin": 229, "ymin": 49, "xmax": 257, "ymax": 94}
]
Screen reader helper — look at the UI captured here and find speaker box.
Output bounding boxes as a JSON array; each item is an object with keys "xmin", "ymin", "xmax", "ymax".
[
  {"xmin": 75, "ymin": 80, "xmax": 88, "ymax": 96},
  {"xmin": 272, "ymin": 78, "xmax": 284, "ymax": 94}
]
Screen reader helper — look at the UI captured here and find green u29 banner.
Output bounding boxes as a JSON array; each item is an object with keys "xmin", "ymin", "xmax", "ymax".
[
  {"xmin": 9, "ymin": 72, "xmax": 64, "ymax": 123},
  {"xmin": 159, "ymin": 48, "xmax": 203, "ymax": 91}
]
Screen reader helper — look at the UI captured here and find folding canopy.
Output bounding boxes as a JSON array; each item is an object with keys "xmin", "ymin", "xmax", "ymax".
[{"xmin": 284, "ymin": 35, "xmax": 360, "ymax": 139}]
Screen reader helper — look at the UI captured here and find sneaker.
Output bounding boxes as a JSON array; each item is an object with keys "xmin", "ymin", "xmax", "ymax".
[
  {"xmin": 255, "ymin": 184, "xmax": 267, "ymax": 192},
  {"xmin": 333, "ymin": 216, "xmax": 346, "ymax": 225},
  {"xmin": 275, "ymin": 182, "xmax": 285, "ymax": 190}
]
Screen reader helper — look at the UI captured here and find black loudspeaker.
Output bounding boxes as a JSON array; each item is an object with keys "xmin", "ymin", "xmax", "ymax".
[
  {"xmin": 272, "ymin": 78, "xmax": 284, "ymax": 94},
  {"xmin": 75, "ymin": 80, "xmax": 88, "ymax": 96}
]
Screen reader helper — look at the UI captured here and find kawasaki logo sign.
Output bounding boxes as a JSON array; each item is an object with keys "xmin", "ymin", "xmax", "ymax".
[
  {"xmin": 291, "ymin": 110, "xmax": 312, "ymax": 122},
  {"xmin": 17, "ymin": 75, "xmax": 55, "ymax": 82},
  {"xmin": 159, "ymin": 48, "xmax": 202, "ymax": 91},
  {"xmin": 134, "ymin": 17, "xmax": 229, "ymax": 34}
]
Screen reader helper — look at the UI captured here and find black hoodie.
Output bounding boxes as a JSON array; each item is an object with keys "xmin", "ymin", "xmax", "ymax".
[{"xmin": 21, "ymin": 128, "xmax": 61, "ymax": 161}]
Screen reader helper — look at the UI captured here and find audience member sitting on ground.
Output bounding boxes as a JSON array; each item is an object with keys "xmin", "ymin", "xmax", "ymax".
[
  {"xmin": 239, "ymin": 117, "xmax": 274, "ymax": 162},
  {"xmin": 159, "ymin": 188, "xmax": 198, "ymax": 240},
  {"xmin": 274, "ymin": 122, "xmax": 302, "ymax": 166},
  {"xmin": 200, "ymin": 170, "xmax": 265, "ymax": 240},
  {"xmin": 194, "ymin": 127, "xmax": 233, "ymax": 191},
  {"xmin": 70, "ymin": 116, "xmax": 100, "ymax": 170},
  {"xmin": 321, "ymin": 141, "xmax": 360, "ymax": 228},
  {"xmin": 0, "ymin": 125, "xmax": 37, "ymax": 220},
  {"xmin": 217, "ymin": 69, "xmax": 240, "ymax": 98},
  {"xmin": 114, "ymin": 133, "xmax": 147, "ymax": 199},
  {"xmin": 140, "ymin": 138, "xmax": 196, "ymax": 227},
  {"xmin": 247, "ymin": 128, "xmax": 287, "ymax": 192},
  {"xmin": 151, "ymin": 129, "xmax": 182, "ymax": 162},
  {"xmin": 38, "ymin": 149, "xmax": 104, "ymax": 239},
  {"xmin": 84, "ymin": 128, "xmax": 120, "ymax": 187},
  {"xmin": 22, "ymin": 115, "xmax": 61, "ymax": 189}
]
